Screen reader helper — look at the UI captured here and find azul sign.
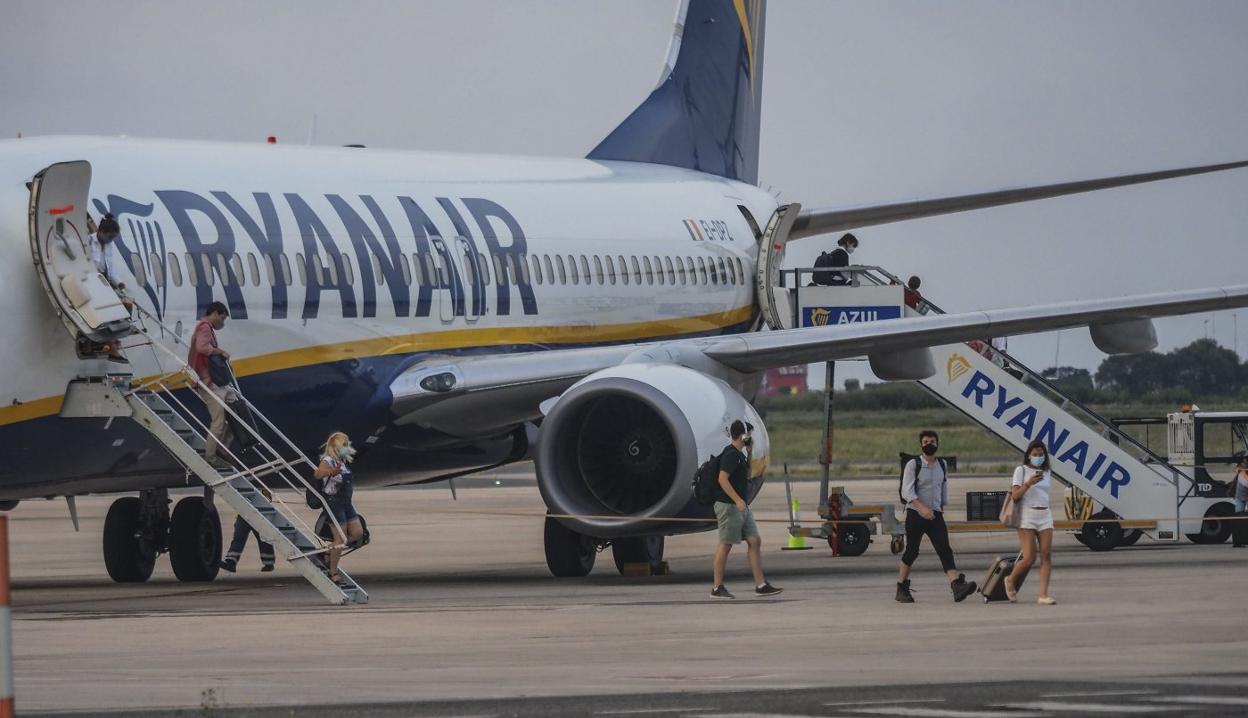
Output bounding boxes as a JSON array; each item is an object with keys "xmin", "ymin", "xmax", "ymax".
[
  {"xmin": 801, "ymin": 305, "xmax": 901, "ymax": 327},
  {"xmin": 950, "ymin": 359, "xmax": 1132, "ymax": 498},
  {"xmin": 92, "ymin": 191, "xmax": 538, "ymax": 322}
]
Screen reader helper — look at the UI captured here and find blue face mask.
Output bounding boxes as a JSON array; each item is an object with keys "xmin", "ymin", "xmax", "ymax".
[{"xmin": 1029, "ymin": 455, "xmax": 1046, "ymax": 468}]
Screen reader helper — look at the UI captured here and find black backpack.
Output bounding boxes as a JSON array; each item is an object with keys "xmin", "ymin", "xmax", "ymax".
[
  {"xmin": 898, "ymin": 456, "xmax": 948, "ymax": 503},
  {"xmin": 693, "ymin": 453, "xmax": 722, "ymax": 506},
  {"xmin": 812, "ymin": 251, "xmax": 837, "ymax": 286}
]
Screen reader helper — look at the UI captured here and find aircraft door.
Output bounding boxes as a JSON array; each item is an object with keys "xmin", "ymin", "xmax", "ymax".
[
  {"xmin": 429, "ymin": 237, "xmax": 463, "ymax": 324},
  {"xmin": 755, "ymin": 202, "xmax": 801, "ymax": 330},
  {"xmin": 28, "ymin": 161, "xmax": 134, "ymax": 343},
  {"xmin": 456, "ymin": 237, "xmax": 486, "ymax": 323}
]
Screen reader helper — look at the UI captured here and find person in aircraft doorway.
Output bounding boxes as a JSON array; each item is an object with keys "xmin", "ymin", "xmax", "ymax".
[
  {"xmin": 710, "ymin": 420, "xmax": 782, "ymax": 599},
  {"xmin": 314, "ymin": 432, "xmax": 366, "ymax": 586},
  {"xmin": 188, "ymin": 302, "xmax": 235, "ymax": 469},
  {"xmin": 87, "ymin": 213, "xmax": 134, "ymax": 311},
  {"xmin": 895, "ymin": 430, "xmax": 978, "ymax": 603}
]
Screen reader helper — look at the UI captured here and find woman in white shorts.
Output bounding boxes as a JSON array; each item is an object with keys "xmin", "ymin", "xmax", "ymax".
[{"xmin": 1005, "ymin": 439, "xmax": 1056, "ymax": 605}]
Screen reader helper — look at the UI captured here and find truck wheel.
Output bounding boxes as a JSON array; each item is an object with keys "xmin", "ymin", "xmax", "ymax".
[
  {"xmin": 1186, "ymin": 503, "xmax": 1233, "ymax": 545},
  {"xmin": 1080, "ymin": 509, "xmax": 1122, "ymax": 552},
  {"xmin": 831, "ymin": 523, "xmax": 871, "ymax": 557}
]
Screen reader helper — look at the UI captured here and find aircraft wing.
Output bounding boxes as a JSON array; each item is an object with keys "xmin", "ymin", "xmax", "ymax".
[
  {"xmin": 388, "ymin": 284, "xmax": 1248, "ymax": 425},
  {"xmin": 790, "ymin": 160, "xmax": 1248, "ymax": 240}
]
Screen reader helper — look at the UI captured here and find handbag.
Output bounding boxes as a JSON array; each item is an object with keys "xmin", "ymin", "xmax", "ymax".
[{"xmin": 999, "ymin": 491, "xmax": 1021, "ymax": 528}]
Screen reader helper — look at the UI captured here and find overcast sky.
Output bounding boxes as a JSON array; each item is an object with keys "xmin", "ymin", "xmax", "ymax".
[{"xmin": 3, "ymin": 1, "xmax": 1246, "ymax": 388}]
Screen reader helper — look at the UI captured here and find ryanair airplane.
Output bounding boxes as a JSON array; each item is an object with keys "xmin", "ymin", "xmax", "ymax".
[{"xmin": 3, "ymin": 0, "xmax": 1247, "ymax": 581}]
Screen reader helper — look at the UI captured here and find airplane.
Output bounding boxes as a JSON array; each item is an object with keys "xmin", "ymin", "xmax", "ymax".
[{"xmin": 3, "ymin": 0, "xmax": 1247, "ymax": 582}]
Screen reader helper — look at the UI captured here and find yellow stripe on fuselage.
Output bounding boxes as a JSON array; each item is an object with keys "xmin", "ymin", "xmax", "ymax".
[{"xmin": 0, "ymin": 305, "xmax": 755, "ymax": 427}]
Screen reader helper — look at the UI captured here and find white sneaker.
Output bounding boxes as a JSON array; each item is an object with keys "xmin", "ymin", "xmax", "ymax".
[{"xmin": 1037, "ymin": 595, "xmax": 1057, "ymax": 605}]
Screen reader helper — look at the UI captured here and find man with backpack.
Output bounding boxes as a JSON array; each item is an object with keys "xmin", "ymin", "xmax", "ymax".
[
  {"xmin": 811, "ymin": 233, "xmax": 857, "ymax": 286},
  {"xmin": 709, "ymin": 420, "xmax": 782, "ymax": 599},
  {"xmin": 895, "ymin": 429, "xmax": 977, "ymax": 603}
]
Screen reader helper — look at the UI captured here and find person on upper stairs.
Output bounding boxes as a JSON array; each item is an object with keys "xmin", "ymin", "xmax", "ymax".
[{"xmin": 811, "ymin": 233, "xmax": 858, "ymax": 286}]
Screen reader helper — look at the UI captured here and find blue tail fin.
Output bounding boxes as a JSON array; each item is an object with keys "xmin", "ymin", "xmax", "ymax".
[{"xmin": 587, "ymin": 0, "xmax": 766, "ymax": 184}]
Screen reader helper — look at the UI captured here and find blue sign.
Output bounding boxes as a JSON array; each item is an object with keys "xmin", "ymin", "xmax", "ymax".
[{"xmin": 801, "ymin": 305, "xmax": 901, "ymax": 327}]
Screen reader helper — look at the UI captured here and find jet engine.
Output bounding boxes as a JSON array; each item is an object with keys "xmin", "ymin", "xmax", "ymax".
[{"xmin": 535, "ymin": 363, "xmax": 768, "ymax": 539}]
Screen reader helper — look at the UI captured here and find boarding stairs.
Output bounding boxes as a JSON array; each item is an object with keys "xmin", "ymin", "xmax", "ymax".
[
  {"xmin": 63, "ymin": 308, "xmax": 368, "ymax": 605},
  {"xmin": 780, "ymin": 266, "xmax": 1218, "ymax": 541}
]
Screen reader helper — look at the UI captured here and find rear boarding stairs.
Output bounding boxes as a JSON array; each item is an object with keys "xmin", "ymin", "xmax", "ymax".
[{"xmin": 768, "ymin": 264, "xmax": 1237, "ymax": 552}]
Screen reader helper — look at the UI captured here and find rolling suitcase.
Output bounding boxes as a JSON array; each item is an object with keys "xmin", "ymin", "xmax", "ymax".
[{"xmin": 980, "ymin": 552, "xmax": 1027, "ymax": 602}]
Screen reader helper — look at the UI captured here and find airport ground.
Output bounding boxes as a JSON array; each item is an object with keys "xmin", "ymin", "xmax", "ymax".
[{"xmin": 8, "ymin": 472, "xmax": 1248, "ymax": 716}]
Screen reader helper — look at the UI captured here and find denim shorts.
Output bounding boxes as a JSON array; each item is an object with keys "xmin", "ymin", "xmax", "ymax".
[
  {"xmin": 326, "ymin": 498, "xmax": 358, "ymax": 527},
  {"xmin": 714, "ymin": 502, "xmax": 760, "ymax": 544}
]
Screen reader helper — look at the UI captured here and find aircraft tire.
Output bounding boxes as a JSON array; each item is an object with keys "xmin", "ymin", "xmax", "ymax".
[
  {"xmin": 168, "ymin": 497, "xmax": 222, "ymax": 582},
  {"xmin": 1080, "ymin": 510, "xmax": 1122, "ymax": 552},
  {"xmin": 103, "ymin": 496, "xmax": 157, "ymax": 583},
  {"xmin": 611, "ymin": 535, "xmax": 665, "ymax": 575},
  {"xmin": 544, "ymin": 516, "xmax": 596, "ymax": 577},
  {"xmin": 831, "ymin": 522, "xmax": 871, "ymax": 557},
  {"xmin": 1185, "ymin": 502, "xmax": 1232, "ymax": 545}
]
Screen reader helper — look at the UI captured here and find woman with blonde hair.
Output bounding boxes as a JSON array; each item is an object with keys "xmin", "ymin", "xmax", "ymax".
[{"xmin": 313, "ymin": 431, "xmax": 364, "ymax": 585}]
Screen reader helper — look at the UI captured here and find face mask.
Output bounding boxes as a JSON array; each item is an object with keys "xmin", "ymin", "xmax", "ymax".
[
  {"xmin": 338, "ymin": 443, "xmax": 355, "ymax": 461},
  {"xmin": 921, "ymin": 443, "xmax": 938, "ymax": 456},
  {"xmin": 1029, "ymin": 455, "xmax": 1046, "ymax": 468},
  {"xmin": 844, "ymin": 245, "xmax": 855, "ymax": 255}
]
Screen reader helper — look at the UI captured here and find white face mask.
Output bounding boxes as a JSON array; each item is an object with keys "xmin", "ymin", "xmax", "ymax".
[{"xmin": 844, "ymin": 245, "xmax": 855, "ymax": 255}]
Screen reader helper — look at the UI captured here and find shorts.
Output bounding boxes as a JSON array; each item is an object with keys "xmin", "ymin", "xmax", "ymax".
[
  {"xmin": 1019, "ymin": 506, "xmax": 1054, "ymax": 531},
  {"xmin": 326, "ymin": 498, "xmax": 359, "ymax": 527},
  {"xmin": 714, "ymin": 502, "xmax": 760, "ymax": 544}
]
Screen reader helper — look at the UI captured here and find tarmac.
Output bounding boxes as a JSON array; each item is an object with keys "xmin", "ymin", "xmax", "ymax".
[{"xmin": 8, "ymin": 472, "xmax": 1248, "ymax": 716}]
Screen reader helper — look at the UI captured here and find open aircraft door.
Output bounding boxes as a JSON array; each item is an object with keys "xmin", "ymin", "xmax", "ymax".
[
  {"xmin": 755, "ymin": 202, "xmax": 800, "ymax": 330},
  {"xmin": 29, "ymin": 161, "xmax": 134, "ymax": 344}
]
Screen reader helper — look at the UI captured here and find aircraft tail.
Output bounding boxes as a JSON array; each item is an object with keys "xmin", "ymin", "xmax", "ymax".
[{"xmin": 587, "ymin": 0, "xmax": 766, "ymax": 185}]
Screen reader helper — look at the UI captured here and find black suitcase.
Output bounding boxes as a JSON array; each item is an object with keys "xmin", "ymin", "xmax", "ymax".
[{"xmin": 980, "ymin": 552, "xmax": 1028, "ymax": 603}]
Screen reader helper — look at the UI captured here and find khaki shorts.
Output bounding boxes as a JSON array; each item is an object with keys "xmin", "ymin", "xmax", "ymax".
[{"xmin": 714, "ymin": 501, "xmax": 760, "ymax": 544}]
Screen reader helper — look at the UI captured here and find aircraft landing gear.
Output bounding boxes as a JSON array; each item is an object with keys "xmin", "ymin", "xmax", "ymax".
[
  {"xmin": 544, "ymin": 516, "xmax": 598, "ymax": 577},
  {"xmin": 168, "ymin": 495, "xmax": 222, "ymax": 582},
  {"xmin": 102, "ymin": 488, "xmax": 168, "ymax": 583}
]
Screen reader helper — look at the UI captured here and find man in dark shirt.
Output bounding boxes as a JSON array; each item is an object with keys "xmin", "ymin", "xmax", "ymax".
[
  {"xmin": 827, "ymin": 232, "xmax": 858, "ymax": 285},
  {"xmin": 711, "ymin": 420, "xmax": 782, "ymax": 598}
]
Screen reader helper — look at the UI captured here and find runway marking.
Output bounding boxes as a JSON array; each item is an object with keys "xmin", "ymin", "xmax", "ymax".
[
  {"xmin": 1145, "ymin": 695, "xmax": 1248, "ymax": 706},
  {"xmin": 1038, "ymin": 690, "xmax": 1156, "ymax": 698},
  {"xmin": 849, "ymin": 708, "xmax": 1043, "ymax": 717},
  {"xmin": 595, "ymin": 709, "xmax": 714, "ymax": 715},
  {"xmin": 825, "ymin": 699, "xmax": 945, "ymax": 706},
  {"xmin": 997, "ymin": 701, "xmax": 1168, "ymax": 713}
]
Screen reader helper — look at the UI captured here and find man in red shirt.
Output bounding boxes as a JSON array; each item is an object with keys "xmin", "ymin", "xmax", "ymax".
[{"xmin": 189, "ymin": 302, "xmax": 233, "ymax": 468}]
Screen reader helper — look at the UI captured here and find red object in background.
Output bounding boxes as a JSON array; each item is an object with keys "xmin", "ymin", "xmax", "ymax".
[
  {"xmin": 266, "ymin": 136, "xmax": 277, "ymax": 144},
  {"xmin": 759, "ymin": 365, "xmax": 807, "ymax": 397}
]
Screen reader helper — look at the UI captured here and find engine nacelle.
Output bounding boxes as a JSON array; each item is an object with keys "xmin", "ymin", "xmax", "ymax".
[{"xmin": 535, "ymin": 363, "xmax": 769, "ymax": 538}]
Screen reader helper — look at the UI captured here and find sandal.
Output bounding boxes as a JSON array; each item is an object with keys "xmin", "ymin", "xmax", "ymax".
[
  {"xmin": 328, "ymin": 571, "xmax": 347, "ymax": 587},
  {"xmin": 1003, "ymin": 576, "xmax": 1018, "ymax": 603}
]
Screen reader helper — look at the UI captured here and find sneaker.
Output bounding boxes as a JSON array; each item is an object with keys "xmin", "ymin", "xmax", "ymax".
[
  {"xmin": 754, "ymin": 582, "xmax": 783, "ymax": 597},
  {"xmin": 951, "ymin": 574, "xmax": 977, "ymax": 603},
  {"xmin": 1003, "ymin": 575, "xmax": 1018, "ymax": 603},
  {"xmin": 260, "ymin": 564, "xmax": 275, "ymax": 573},
  {"xmin": 710, "ymin": 585, "xmax": 735, "ymax": 599},
  {"xmin": 206, "ymin": 456, "xmax": 233, "ymax": 470},
  {"xmin": 895, "ymin": 579, "xmax": 915, "ymax": 603},
  {"xmin": 1037, "ymin": 595, "xmax": 1057, "ymax": 605},
  {"xmin": 219, "ymin": 558, "xmax": 238, "ymax": 573}
]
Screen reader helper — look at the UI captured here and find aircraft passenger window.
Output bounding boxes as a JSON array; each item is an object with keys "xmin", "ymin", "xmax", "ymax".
[
  {"xmin": 674, "ymin": 256, "xmax": 686, "ymax": 285},
  {"xmin": 720, "ymin": 257, "xmax": 731, "ymax": 285},
  {"xmin": 202, "ymin": 256, "xmax": 216, "ymax": 287},
  {"xmin": 593, "ymin": 255, "xmax": 604, "ymax": 285},
  {"xmin": 263, "ymin": 255, "xmax": 275, "ymax": 286},
  {"xmin": 230, "ymin": 254, "xmax": 245, "ymax": 287},
  {"xmin": 312, "ymin": 255, "xmax": 326, "ymax": 285},
  {"xmin": 567, "ymin": 254, "xmax": 579, "ymax": 285},
  {"xmin": 579, "ymin": 255, "xmax": 591, "ymax": 284},
  {"xmin": 279, "ymin": 254, "xmax": 292, "ymax": 286},
  {"xmin": 605, "ymin": 255, "xmax": 617, "ymax": 285},
  {"xmin": 410, "ymin": 253, "xmax": 425, "ymax": 286},
  {"xmin": 652, "ymin": 256, "xmax": 665, "ymax": 285},
  {"xmin": 372, "ymin": 255, "xmax": 384, "ymax": 286},
  {"xmin": 246, "ymin": 253, "xmax": 260, "ymax": 287},
  {"xmin": 555, "ymin": 254, "xmax": 567, "ymax": 284},
  {"xmin": 664, "ymin": 256, "xmax": 675, "ymax": 285},
  {"xmin": 617, "ymin": 255, "xmax": 629, "ymax": 285},
  {"xmin": 167, "ymin": 252, "xmax": 183, "ymax": 287},
  {"xmin": 518, "ymin": 254, "xmax": 531, "ymax": 285},
  {"xmin": 696, "ymin": 256, "xmax": 708, "ymax": 284},
  {"xmin": 131, "ymin": 259, "xmax": 147, "ymax": 288},
  {"xmin": 184, "ymin": 254, "xmax": 198, "ymax": 287},
  {"xmin": 734, "ymin": 257, "xmax": 744, "ymax": 284},
  {"xmin": 146, "ymin": 253, "xmax": 164, "ymax": 288},
  {"xmin": 686, "ymin": 256, "xmax": 697, "ymax": 285},
  {"xmin": 531, "ymin": 254, "xmax": 543, "ymax": 285},
  {"xmin": 296, "ymin": 253, "xmax": 307, "ymax": 286},
  {"xmin": 630, "ymin": 256, "xmax": 642, "ymax": 284},
  {"xmin": 399, "ymin": 254, "xmax": 412, "ymax": 286},
  {"xmin": 642, "ymin": 256, "xmax": 654, "ymax": 285},
  {"xmin": 341, "ymin": 256, "xmax": 354, "ymax": 286},
  {"xmin": 479, "ymin": 253, "xmax": 491, "ymax": 286},
  {"xmin": 493, "ymin": 255, "xmax": 506, "ymax": 284},
  {"xmin": 543, "ymin": 255, "xmax": 554, "ymax": 283}
]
